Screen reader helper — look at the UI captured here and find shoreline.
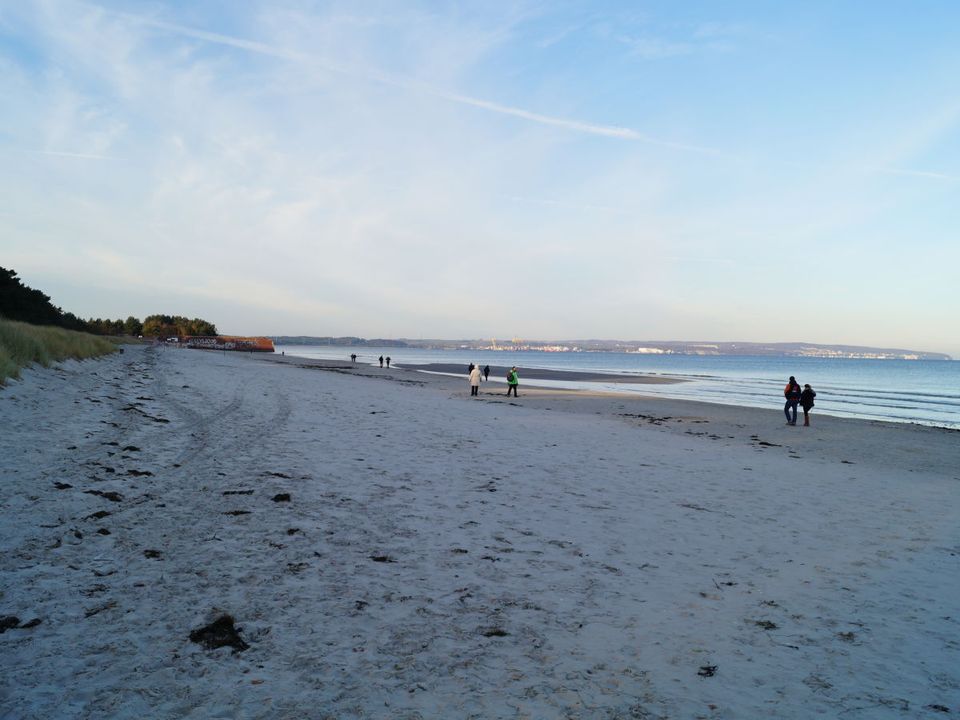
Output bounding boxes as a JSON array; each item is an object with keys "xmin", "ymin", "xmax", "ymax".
[
  {"xmin": 393, "ymin": 362, "xmax": 685, "ymax": 384},
  {"xmin": 262, "ymin": 351, "xmax": 960, "ymax": 433},
  {"xmin": 254, "ymin": 351, "xmax": 960, "ymax": 479},
  {"xmin": 268, "ymin": 352, "xmax": 960, "ymax": 478}
]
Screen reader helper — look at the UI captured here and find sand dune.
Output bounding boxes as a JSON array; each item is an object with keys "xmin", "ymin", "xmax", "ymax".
[{"xmin": 1, "ymin": 346, "xmax": 957, "ymax": 718}]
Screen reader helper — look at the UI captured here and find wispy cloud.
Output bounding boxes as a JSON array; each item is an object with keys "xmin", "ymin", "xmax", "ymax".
[
  {"xmin": 620, "ymin": 36, "xmax": 694, "ymax": 60},
  {"xmin": 30, "ymin": 149, "xmax": 116, "ymax": 160},
  {"xmin": 867, "ymin": 166, "xmax": 956, "ymax": 182},
  {"xmin": 661, "ymin": 255, "xmax": 736, "ymax": 265},
  {"xmin": 114, "ymin": 9, "xmax": 729, "ymax": 158},
  {"xmin": 692, "ymin": 22, "xmax": 751, "ymax": 40},
  {"xmin": 414, "ymin": 86, "xmax": 732, "ymax": 156},
  {"xmin": 783, "ymin": 159, "xmax": 957, "ymax": 184},
  {"xmin": 536, "ymin": 25, "xmax": 579, "ymax": 49},
  {"xmin": 503, "ymin": 194, "xmax": 624, "ymax": 214},
  {"xmin": 615, "ymin": 19, "xmax": 751, "ymax": 60}
]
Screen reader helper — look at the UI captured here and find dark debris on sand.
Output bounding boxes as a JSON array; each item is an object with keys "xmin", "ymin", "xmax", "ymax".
[
  {"xmin": 480, "ymin": 627, "xmax": 509, "ymax": 637},
  {"xmin": 0, "ymin": 617, "xmax": 41, "ymax": 633},
  {"xmin": 84, "ymin": 490, "xmax": 123, "ymax": 502},
  {"xmin": 189, "ymin": 615, "xmax": 249, "ymax": 653}
]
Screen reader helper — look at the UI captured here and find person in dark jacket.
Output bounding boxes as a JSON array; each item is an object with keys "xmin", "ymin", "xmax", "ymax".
[
  {"xmin": 483, "ymin": 365, "xmax": 490, "ymax": 381},
  {"xmin": 783, "ymin": 376, "xmax": 801, "ymax": 425},
  {"xmin": 800, "ymin": 384, "xmax": 816, "ymax": 426}
]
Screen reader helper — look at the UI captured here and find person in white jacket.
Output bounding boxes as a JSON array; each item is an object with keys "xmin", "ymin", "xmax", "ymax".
[{"xmin": 469, "ymin": 365, "xmax": 483, "ymax": 396}]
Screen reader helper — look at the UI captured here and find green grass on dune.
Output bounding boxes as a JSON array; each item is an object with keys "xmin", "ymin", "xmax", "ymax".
[{"xmin": 0, "ymin": 318, "xmax": 118, "ymax": 385}]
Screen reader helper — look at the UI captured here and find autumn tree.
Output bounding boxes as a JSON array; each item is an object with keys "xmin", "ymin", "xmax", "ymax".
[
  {"xmin": 123, "ymin": 316, "xmax": 143, "ymax": 336},
  {"xmin": 140, "ymin": 315, "xmax": 217, "ymax": 338},
  {"xmin": 142, "ymin": 315, "xmax": 177, "ymax": 338}
]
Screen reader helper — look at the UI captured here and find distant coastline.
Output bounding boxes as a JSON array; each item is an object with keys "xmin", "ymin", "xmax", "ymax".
[{"xmin": 270, "ymin": 337, "xmax": 951, "ymax": 361}]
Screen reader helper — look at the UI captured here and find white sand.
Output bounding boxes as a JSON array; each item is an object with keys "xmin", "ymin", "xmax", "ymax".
[{"xmin": 1, "ymin": 345, "xmax": 957, "ymax": 719}]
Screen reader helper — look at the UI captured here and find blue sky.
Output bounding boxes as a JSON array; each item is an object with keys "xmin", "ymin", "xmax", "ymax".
[{"xmin": 2, "ymin": 1, "xmax": 958, "ymax": 354}]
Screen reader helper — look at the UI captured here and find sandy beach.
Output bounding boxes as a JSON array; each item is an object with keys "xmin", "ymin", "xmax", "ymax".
[{"xmin": 2, "ymin": 345, "xmax": 957, "ymax": 719}]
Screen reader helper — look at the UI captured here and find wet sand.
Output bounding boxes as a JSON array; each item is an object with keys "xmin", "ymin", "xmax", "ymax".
[{"xmin": 392, "ymin": 362, "xmax": 685, "ymax": 384}]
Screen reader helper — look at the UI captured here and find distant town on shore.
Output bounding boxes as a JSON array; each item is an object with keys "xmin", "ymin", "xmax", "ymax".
[{"xmin": 271, "ymin": 337, "xmax": 952, "ymax": 361}]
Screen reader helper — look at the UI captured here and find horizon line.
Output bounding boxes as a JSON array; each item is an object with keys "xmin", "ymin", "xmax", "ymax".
[{"xmin": 263, "ymin": 336, "xmax": 952, "ymax": 356}]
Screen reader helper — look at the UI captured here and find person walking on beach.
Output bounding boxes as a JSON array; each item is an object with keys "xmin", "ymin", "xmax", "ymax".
[
  {"xmin": 386, "ymin": 356, "xmax": 391, "ymax": 368},
  {"xmin": 800, "ymin": 383, "xmax": 817, "ymax": 426},
  {"xmin": 483, "ymin": 364, "xmax": 490, "ymax": 381},
  {"xmin": 506, "ymin": 367, "xmax": 519, "ymax": 397},
  {"xmin": 469, "ymin": 364, "xmax": 482, "ymax": 396},
  {"xmin": 351, "ymin": 353, "xmax": 357, "ymax": 364},
  {"xmin": 784, "ymin": 376, "xmax": 801, "ymax": 425},
  {"xmin": 468, "ymin": 362, "xmax": 475, "ymax": 374},
  {"xmin": 379, "ymin": 355, "xmax": 384, "ymax": 368}
]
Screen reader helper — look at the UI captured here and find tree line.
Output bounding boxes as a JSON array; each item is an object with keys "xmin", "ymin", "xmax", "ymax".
[
  {"xmin": 84, "ymin": 315, "xmax": 217, "ymax": 337},
  {"xmin": 1, "ymin": 267, "xmax": 217, "ymax": 338}
]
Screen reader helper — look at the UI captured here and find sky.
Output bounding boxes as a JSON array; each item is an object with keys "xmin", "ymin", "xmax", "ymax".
[{"xmin": 2, "ymin": 1, "xmax": 959, "ymax": 355}]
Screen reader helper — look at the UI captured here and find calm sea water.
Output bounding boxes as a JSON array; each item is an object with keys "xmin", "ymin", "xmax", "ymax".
[{"xmin": 276, "ymin": 345, "xmax": 960, "ymax": 429}]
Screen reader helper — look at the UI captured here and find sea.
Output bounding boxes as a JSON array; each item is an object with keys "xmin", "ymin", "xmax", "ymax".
[{"xmin": 275, "ymin": 345, "xmax": 960, "ymax": 430}]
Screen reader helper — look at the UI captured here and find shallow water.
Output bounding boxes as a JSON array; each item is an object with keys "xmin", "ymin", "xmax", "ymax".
[{"xmin": 277, "ymin": 345, "xmax": 960, "ymax": 429}]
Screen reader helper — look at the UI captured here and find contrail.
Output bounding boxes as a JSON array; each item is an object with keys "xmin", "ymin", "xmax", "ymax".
[
  {"xmin": 116, "ymin": 10, "xmax": 730, "ymax": 157},
  {"xmin": 33, "ymin": 150, "xmax": 116, "ymax": 160},
  {"xmin": 867, "ymin": 166, "xmax": 955, "ymax": 181},
  {"xmin": 110, "ymin": 9, "xmax": 956, "ymax": 179}
]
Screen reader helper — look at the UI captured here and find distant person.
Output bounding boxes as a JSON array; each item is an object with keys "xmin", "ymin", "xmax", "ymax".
[
  {"xmin": 783, "ymin": 376, "xmax": 801, "ymax": 425},
  {"xmin": 468, "ymin": 362, "xmax": 475, "ymax": 374},
  {"xmin": 800, "ymin": 384, "xmax": 817, "ymax": 426},
  {"xmin": 506, "ymin": 367, "xmax": 519, "ymax": 397},
  {"xmin": 483, "ymin": 364, "xmax": 490, "ymax": 381},
  {"xmin": 351, "ymin": 353, "xmax": 357, "ymax": 364},
  {"xmin": 379, "ymin": 355, "xmax": 384, "ymax": 368},
  {"xmin": 386, "ymin": 356, "xmax": 391, "ymax": 368},
  {"xmin": 469, "ymin": 365, "xmax": 482, "ymax": 396}
]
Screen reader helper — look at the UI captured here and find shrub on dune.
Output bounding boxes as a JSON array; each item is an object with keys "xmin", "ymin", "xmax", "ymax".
[{"xmin": 0, "ymin": 318, "xmax": 117, "ymax": 384}]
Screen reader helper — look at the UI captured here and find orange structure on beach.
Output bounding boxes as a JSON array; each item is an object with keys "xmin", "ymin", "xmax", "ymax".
[{"xmin": 182, "ymin": 336, "xmax": 275, "ymax": 352}]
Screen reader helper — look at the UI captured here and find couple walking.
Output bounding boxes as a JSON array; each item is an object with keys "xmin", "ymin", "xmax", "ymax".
[
  {"xmin": 468, "ymin": 365, "xmax": 518, "ymax": 397},
  {"xmin": 783, "ymin": 376, "xmax": 816, "ymax": 426}
]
